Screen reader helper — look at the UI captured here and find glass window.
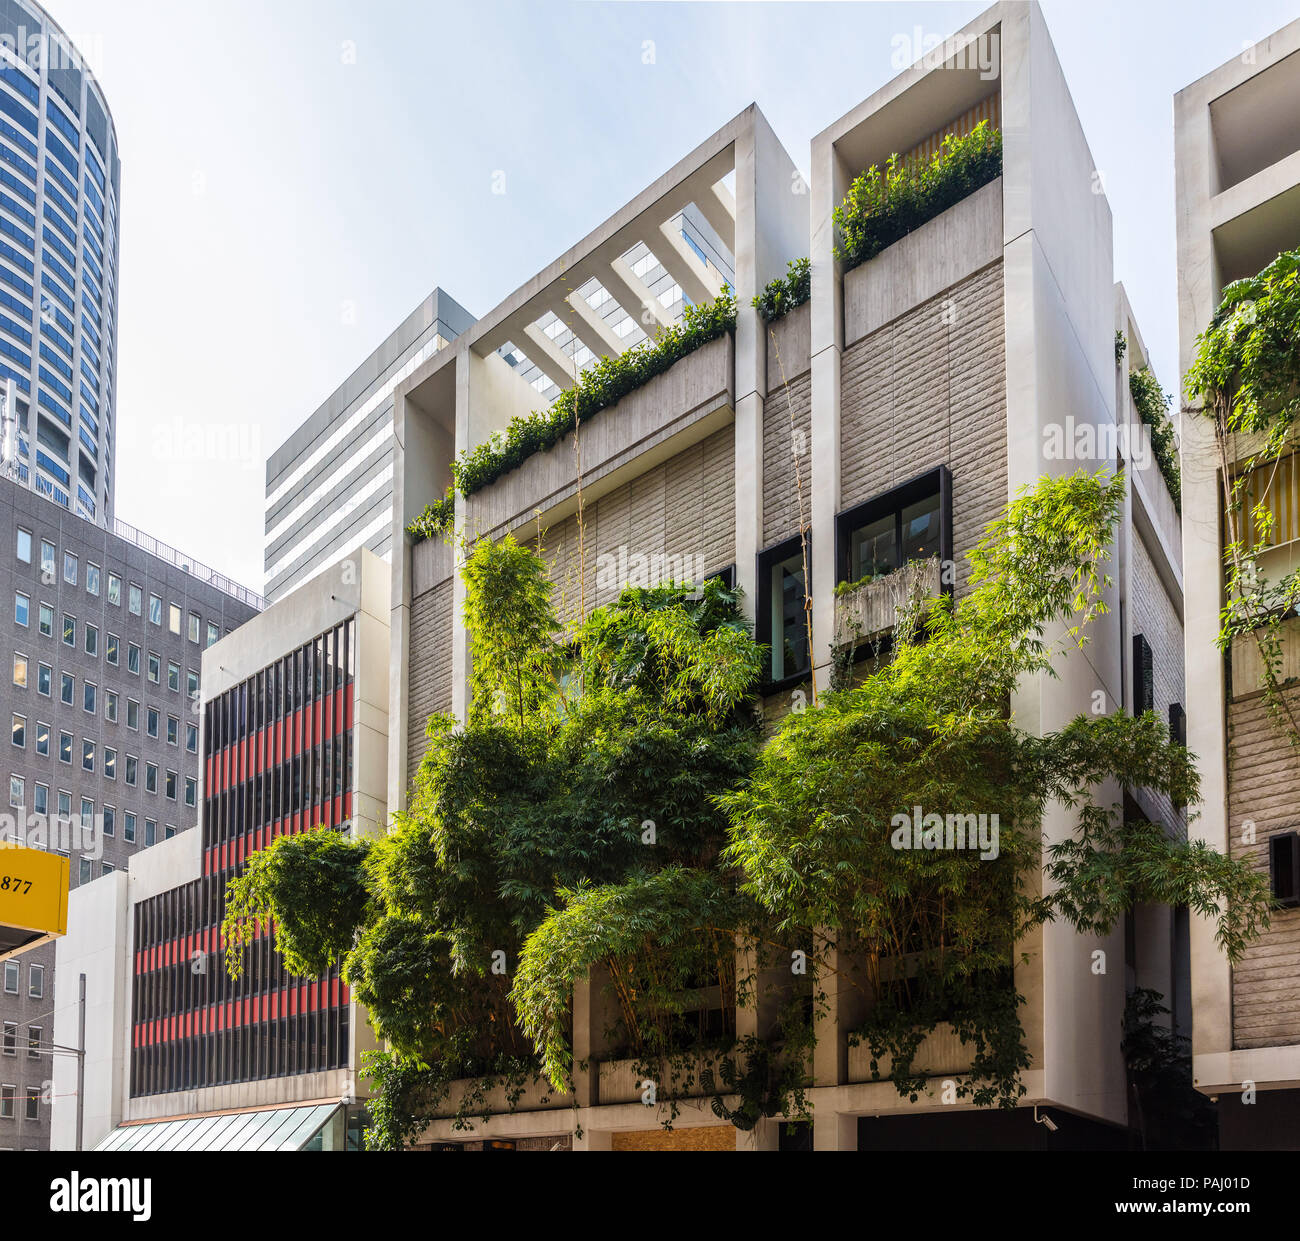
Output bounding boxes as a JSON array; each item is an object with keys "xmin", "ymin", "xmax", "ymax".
[
  {"xmin": 185, "ymin": 722, "xmax": 197, "ymax": 753},
  {"xmin": 144, "ymin": 818, "xmax": 156, "ymax": 846},
  {"xmin": 900, "ymin": 493, "xmax": 942, "ymax": 563},
  {"xmin": 127, "ymin": 584, "xmax": 142, "ymax": 616},
  {"xmin": 11, "ymin": 653, "xmax": 26, "ymax": 688},
  {"xmin": 188, "ymin": 612, "xmax": 200, "ymax": 644},
  {"xmin": 84, "ymin": 623, "xmax": 97, "ymax": 656},
  {"xmin": 206, "ymin": 621, "xmax": 219, "ymax": 647},
  {"xmin": 763, "ymin": 546, "xmax": 810, "ymax": 684},
  {"xmin": 15, "ymin": 528, "xmax": 30, "ymax": 563},
  {"xmin": 126, "ymin": 699, "xmax": 138, "ymax": 730},
  {"xmin": 0, "ymin": 1083, "xmax": 13, "ymax": 1118},
  {"xmin": 1, "ymin": 1021, "xmax": 13, "ymax": 1054},
  {"xmin": 127, "ymin": 643, "xmax": 139, "ymax": 675},
  {"xmin": 103, "ymin": 805, "xmax": 114, "ymax": 836},
  {"xmin": 58, "ymin": 731, "xmax": 71, "ymax": 763},
  {"xmin": 33, "ymin": 722, "xmax": 47, "ymax": 757},
  {"xmin": 166, "ymin": 715, "xmax": 178, "ymax": 746},
  {"xmin": 3, "ymin": 960, "xmax": 16, "ymax": 992},
  {"xmin": 8, "ymin": 775, "xmax": 22, "ymax": 807},
  {"xmin": 145, "ymin": 762, "xmax": 157, "ymax": 794},
  {"xmin": 36, "ymin": 663, "xmax": 49, "ymax": 696},
  {"xmin": 165, "ymin": 769, "xmax": 176, "ymax": 800},
  {"xmin": 167, "ymin": 661, "xmax": 179, "ymax": 692},
  {"xmin": 164, "ymin": 825, "xmax": 176, "ymax": 841},
  {"xmin": 60, "ymin": 672, "xmax": 72, "ymax": 705},
  {"xmin": 103, "ymin": 747, "xmax": 115, "ymax": 779},
  {"xmin": 123, "ymin": 811, "xmax": 135, "ymax": 843},
  {"xmin": 28, "ymin": 964, "xmax": 42, "ymax": 997},
  {"xmin": 147, "ymin": 653, "xmax": 159, "ymax": 684},
  {"xmin": 57, "ymin": 790, "xmax": 69, "ymax": 817},
  {"xmin": 63, "ymin": 551, "xmax": 76, "ymax": 585},
  {"xmin": 187, "ymin": 669, "xmax": 199, "ymax": 700},
  {"xmin": 125, "ymin": 754, "xmax": 136, "ymax": 786},
  {"xmin": 106, "ymin": 632, "xmax": 118, "ymax": 665},
  {"xmin": 39, "ymin": 539, "xmax": 55, "ymax": 577},
  {"xmin": 848, "ymin": 513, "xmax": 896, "ymax": 582},
  {"xmin": 37, "ymin": 602, "xmax": 51, "ymax": 636},
  {"xmin": 80, "ymin": 796, "xmax": 92, "ymax": 822},
  {"xmin": 82, "ymin": 681, "xmax": 95, "ymax": 714},
  {"xmin": 184, "ymin": 775, "xmax": 196, "ymax": 807},
  {"xmin": 13, "ymin": 591, "xmax": 28, "ymax": 626},
  {"xmin": 9, "ymin": 713, "xmax": 22, "ymax": 748},
  {"xmin": 32, "ymin": 783, "xmax": 46, "ymax": 814},
  {"xmin": 168, "ymin": 603, "xmax": 180, "ymax": 634},
  {"xmin": 104, "ymin": 689, "xmax": 117, "ymax": 722},
  {"xmin": 146, "ymin": 706, "xmax": 158, "ymax": 738},
  {"xmin": 78, "ymin": 856, "xmax": 91, "ymax": 885},
  {"xmin": 26, "ymin": 1027, "xmax": 39, "ymax": 1060},
  {"xmin": 148, "ymin": 593, "xmax": 161, "ymax": 625},
  {"xmin": 24, "ymin": 1086, "xmax": 37, "ymax": 1119},
  {"xmin": 86, "ymin": 563, "xmax": 100, "ymax": 596},
  {"xmin": 61, "ymin": 614, "xmax": 74, "ymax": 646},
  {"xmin": 107, "ymin": 573, "xmax": 121, "ymax": 606},
  {"xmin": 840, "ymin": 477, "xmax": 945, "ymax": 586},
  {"xmin": 82, "ymin": 739, "xmax": 93, "ymax": 772},
  {"xmin": 101, "ymin": 861, "xmax": 113, "ymax": 876}
]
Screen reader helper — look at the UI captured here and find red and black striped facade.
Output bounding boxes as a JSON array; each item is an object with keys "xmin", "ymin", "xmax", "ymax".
[{"xmin": 130, "ymin": 619, "xmax": 357, "ymax": 1097}]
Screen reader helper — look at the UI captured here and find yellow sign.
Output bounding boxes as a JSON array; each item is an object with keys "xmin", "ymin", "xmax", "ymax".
[{"xmin": 0, "ymin": 847, "xmax": 69, "ymax": 937}]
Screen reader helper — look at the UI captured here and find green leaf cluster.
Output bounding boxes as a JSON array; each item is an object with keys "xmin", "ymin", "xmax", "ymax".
[
  {"xmin": 1129, "ymin": 367, "xmax": 1181, "ymax": 510},
  {"xmin": 752, "ymin": 257, "xmax": 810, "ymax": 323},
  {"xmin": 833, "ymin": 122, "xmax": 1002, "ymax": 273}
]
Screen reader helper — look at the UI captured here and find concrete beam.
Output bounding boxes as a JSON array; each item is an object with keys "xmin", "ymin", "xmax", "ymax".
[
  {"xmin": 558, "ymin": 289, "xmax": 624, "ymax": 362},
  {"xmin": 604, "ymin": 254, "xmax": 674, "ymax": 339},
  {"xmin": 656, "ymin": 218, "xmax": 724, "ymax": 306},
  {"xmin": 522, "ymin": 320, "xmax": 578, "ymax": 392},
  {"xmin": 695, "ymin": 180, "xmax": 737, "ymax": 256}
]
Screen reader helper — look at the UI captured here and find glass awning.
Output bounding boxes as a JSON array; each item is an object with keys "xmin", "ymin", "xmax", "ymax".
[{"xmin": 94, "ymin": 1102, "xmax": 343, "ymax": 1152}]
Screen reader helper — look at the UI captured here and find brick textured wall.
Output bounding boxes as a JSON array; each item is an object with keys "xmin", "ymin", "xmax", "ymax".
[
  {"xmin": 1129, "ymin": 531, "xmax": 1186, "ymax": 829},
  {"xmin": 541, "ymin": 426, "xmax": 736, "ymax": 628},
  {"xmin": 610, "ymin": 1125, "xmax": 736, "ymax": 1151},
  {"xmin": 1228, "ymin": 679, "xmax": 1300, "ymax": 1049},
  {"xmin": 408, "ymin": 577, "xmax": 454, "ymax": 775},
  {"xmin": 763, "ymin": 370, "xmax": 812, "ymax": 546},
  {"xmin": 839, "ymin": 260, "xmax": 1006, "ymax": 594}
]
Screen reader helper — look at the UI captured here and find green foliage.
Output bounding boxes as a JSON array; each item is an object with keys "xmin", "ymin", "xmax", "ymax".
[
  {"xmin": 407, "ymin": 486, "xmax": 456, "ymax": 546},
  {"xmin": 833, "ymin": 122, "xmax": 1002, "ymax": 272},
  {"xmin": 752, "ymin": 257, "xmax": 810, "ymax": 323},
  {"xmin": 222, "ymin": 828, "xmax": 370, "ymax": 977},
  {"xmin": 1115, "ymin": 331, "xmax": 1128, "ymax": 365},
  {"xmin": 1122, "ymin": 988, "xmax": 1216, "ymax": 1150},
  {"xmin": 1128, "ymin": 367, "xmax": 1181, "ymax": 510},
  {"xmin": 449, "ymin": 291, "xmax": 736, "ymax": 498},
  {"xmin": 1186, "ymin": 246, "xmax": 1300, "ymax": 747},
  {"xmin": 723, "ymin": 469, "xmax": 1269, "ymax": 1109}
]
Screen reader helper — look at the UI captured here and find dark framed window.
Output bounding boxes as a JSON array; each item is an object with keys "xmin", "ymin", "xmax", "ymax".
[
  {"xmin": 1270, "ymin": 832, "xmax": 1300, "ymax": 909},
  {"xmin": 756, "ymin": 535, "xmax": 811, "ymax": 688},
  {"xmin": 704, "ymin": 563, "xmax": 736, "ymax": 592},
  {"xmin": 1133, "ymin": 634, "xmax": 1154, "ymax": 714},
  {"xmin": 835, "ymin": 465, "xmax": 952, "ymax": 587}
]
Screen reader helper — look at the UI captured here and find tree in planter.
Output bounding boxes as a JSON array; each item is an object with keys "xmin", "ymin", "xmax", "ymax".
[
  {"xmin": 721, "ymin": 470, "xmax": 1271, "ymax": 1109},
  {"xmin": 1185, "ymin": 246, "xmax": 1300, "ymax": 747},
  {"xmin": 223, "ymin": 533, "xmax": 778, "ymax": 1146}
]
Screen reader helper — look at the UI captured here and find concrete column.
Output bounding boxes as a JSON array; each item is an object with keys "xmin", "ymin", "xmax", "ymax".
[
  {"xmin": 812, "ymin": 1108, "xmax": 857, "ymax": 1151},
  {"xmin": 571, "ymin": 976, "xmax": 597, "ymax": 1109}
]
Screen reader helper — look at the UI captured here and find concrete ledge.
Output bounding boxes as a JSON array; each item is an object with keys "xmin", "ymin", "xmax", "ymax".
[
  {"xmin": 411, "ymin": 532, "xmax": 455, "ymax": 597},
  {"xmin": 1195, "ymin": 1047, "xmax": 1300, "ymax": 1094},
  {"xmin": 843, "ymin": 177, "xmax": 1003, "ymax": 346},
  {"xmin": 465, "ymin": 333, "xmax": 735, "ymax": 541},
  {"xmin": 764, "ymin": 299, "xmax": 811, "ymax": 390}
]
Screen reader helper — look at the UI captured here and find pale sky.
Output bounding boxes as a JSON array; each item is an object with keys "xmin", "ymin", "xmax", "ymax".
[{"xmin": 42, "ymin": 0, "xmax": 1300, "ymax": 595}]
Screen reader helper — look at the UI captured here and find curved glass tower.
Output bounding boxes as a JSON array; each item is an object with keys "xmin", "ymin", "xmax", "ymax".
[{"xmin": 0, "ymin": 0, "xmax": 119, "ymax": 525}]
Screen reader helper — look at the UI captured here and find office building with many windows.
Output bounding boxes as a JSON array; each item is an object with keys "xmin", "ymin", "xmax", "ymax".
[
  {"xmin": 51, "ymin": 548, "xmax": 387, "ymax": 1151},
  {"xmin": 0, "ymin": 475, "xmax": 260, "ymax": 1149},
  {"xmin": 0, "ymin": 0, "xmax": 120, "ymax": 524}
]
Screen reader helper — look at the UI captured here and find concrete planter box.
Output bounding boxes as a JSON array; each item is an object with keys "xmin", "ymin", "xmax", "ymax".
[
  {"xmin": 843, "ymin": 177, "xmax": 1003, "ymax": 347},
  {"xmin": 834, "ymin": 556, "xmax": 941, "ymax": 646},
  {"xmin": 597, "ymin": 1052, "xmax": 728, "ymax": 1105},
  {"xmin": 429, "ymin": 1073, "xmax": 570, "ymax": 1120},
  {"xmin": 411, "ymin": 531, "xmax": 454, "ymax": 596},
  {"xmin": 764, "ymin": 299, "xmax": 811, "ymax": 389},
  {"xmin": 847, "ymin": 1022, "xmax": 973, "ymax": 1083},
  {"xmin": 465, "ymin": 333, "xmax": 734, "ymax": 541}
]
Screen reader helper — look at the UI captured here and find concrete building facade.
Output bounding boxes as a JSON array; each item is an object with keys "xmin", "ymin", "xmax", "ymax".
[
  {"xmin": 1175, "ymin": 19, "xmax": 1300, "ymax": 1150},
  {"xmin": 0, "ymin": 474, "xmax": 260, "ymax": 1149},
  {"xmin": 0, "ymin": 0, "xmax": 120, "ymax": 525},
  {"xmin": 385, "ymin": 1, "xmax": 1187, "ymax": 1151}
]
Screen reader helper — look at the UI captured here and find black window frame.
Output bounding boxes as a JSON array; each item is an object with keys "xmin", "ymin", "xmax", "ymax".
[
  {"xmin": 834, "ymin": 464, "xmax": 953, "ymax": 589},
  {"xmin": 756, "ymin": 534, "xmax": 812, "ymax": 693}
]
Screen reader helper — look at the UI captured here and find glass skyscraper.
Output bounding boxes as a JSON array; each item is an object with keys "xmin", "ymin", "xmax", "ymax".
[{"xmin": 0, "ymin": 0, "xmax": 119, "ymax": 525}]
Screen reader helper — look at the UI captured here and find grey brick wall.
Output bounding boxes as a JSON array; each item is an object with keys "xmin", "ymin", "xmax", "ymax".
[
  {"xmin": 541, "ymin": 426, "xmax": 736, "ymax": 629},
  {"xmin": 763, "ymin": 370, "xmax": 812, "ymax": 547},
  {"xmin": 1228, "ymin": 679, "xmax": 1300, "ymax": 1050},
  {"xmin": 407, "ymin": 578, "xmax": 454, "ymax": 777},
  {"xmin": 839, "ymin": 260, "xmax": 1006, "ymax": 594}
]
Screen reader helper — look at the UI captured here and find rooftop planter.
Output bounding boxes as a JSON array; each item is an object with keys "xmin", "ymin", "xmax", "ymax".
[
  {"xmin": 833, "ymin": 556, "xmax": 941, "ymax": 648},
  {"xmin": 847, "ymin": 1021, "xmax": 973, "ymax": 1083},
  {"xmin": 428, "ymin": 1073, "xmax": 570, "ymax": 1121},
  {"xmin": 597, "ymin": 1051, "xmax": 729, "ymax": 1106}
]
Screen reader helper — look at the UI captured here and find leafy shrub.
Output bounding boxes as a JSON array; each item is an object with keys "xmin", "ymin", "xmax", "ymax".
[
  {"xmin": 753, "ymin": 257, "xmax": 810, "ymax": 322},
  {"xmin": 449, "ymin": 291, "xmax": 736, "ymax": 499},
  {"xmin": 407, "ymin": 485, "xmax": 456, "ymax": 546},
  {"xmin": 833, "ymin": 122, "xmax": 1002, "ymax": 273},
  {"xmin": 1129, "ymin": 367, "xmax": 1181, "ymax": 511}
]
